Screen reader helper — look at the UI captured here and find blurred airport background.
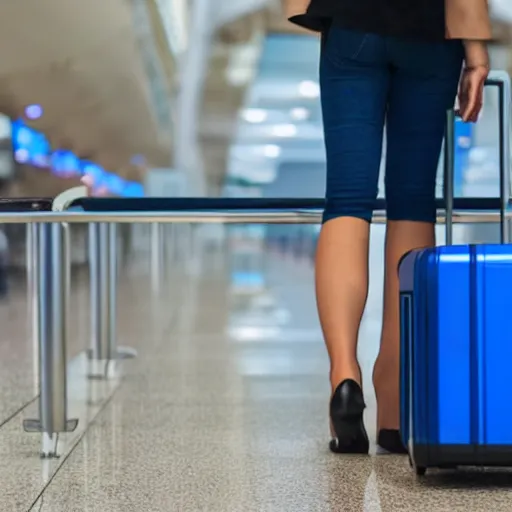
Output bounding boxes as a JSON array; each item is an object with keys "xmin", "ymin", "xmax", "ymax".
[
  {"xmin": 0, "ymin": 2, "xmax": 511, "ymax": 510},
  {"xmin": 0, "ymin": 1, "xmax": 509, "ymax": 195},
  {"xmin": 0, "ymin": 1, "xmax": 508, "ymax": 247},
  {"xmin": 0, "ymin": 0, "xmax": 508, "ymax": 265}
]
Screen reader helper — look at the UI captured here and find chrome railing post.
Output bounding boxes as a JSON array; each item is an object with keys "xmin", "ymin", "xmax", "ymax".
[
  {"xmin": 150, "ymin": 222, "xmax": 165, "ymax": 292},
  {"xmin": 187, "ymin": 224, "xmax": 202, "ymax": 277},
  {"xmin": 23, "ymin": 222, "xmax": 78, "ymax": 458},
  {"xmin": 88, "ymin": 222, "xmax": 136, "ymax": 379},
  {"xmin": 108, "ymin": 223, "xmax": 118, "ymax": 362},
  {"xmin": 88, "ymin": 223, "xmax": 109, "ymax": 375},
  {"xmin": 26, "ymin": 223, "xmax": 40, "ymax": 395},
  {"xmin": 164, "ymin": 224, "xmax": 174, "ymax": 268}
]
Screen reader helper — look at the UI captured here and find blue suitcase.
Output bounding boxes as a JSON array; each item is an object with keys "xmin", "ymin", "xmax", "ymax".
[
  {"xmin": 399, "ymin": 73, "xmax": 512, "ymax": 476},
  {"xmin": 399, "ymin": 244, "xmax": 512, "ymax": 475}
]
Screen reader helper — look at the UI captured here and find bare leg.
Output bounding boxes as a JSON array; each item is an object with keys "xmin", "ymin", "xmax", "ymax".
[
  {"xmin": 317, "ymin": 23, "xmax": 389, "ymax": 454},
  {"xmin": 373, "ymin": 220, "xmax": 435, "ymax": 431},
  {"xmin": 376, "ymin": 39, "xmax": 462, "ymax": 437},
  {"xmin": 315, "ymin": 217, "xmax": 371, "ymax": 392}
]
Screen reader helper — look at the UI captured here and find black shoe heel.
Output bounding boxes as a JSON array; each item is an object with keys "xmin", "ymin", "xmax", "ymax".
[
  {"xmin": 329, "ymin": 379, "xmax": 369, "ymax": 454},
  {"xmin": 377, "ymin": 429, "xmax": 407, "ymax": 454}
]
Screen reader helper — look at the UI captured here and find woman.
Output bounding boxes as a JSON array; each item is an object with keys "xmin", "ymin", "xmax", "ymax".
[{"xmin": 288, "ymin": 0, "xmax": 492, "ymax": 453}]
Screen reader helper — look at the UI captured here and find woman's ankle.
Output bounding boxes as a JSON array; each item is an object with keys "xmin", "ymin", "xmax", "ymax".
[
  {"xmin": 330, "ymin": 362, "xmax": 362, "ymax": 393},
  {"xmin": 372, "ymin": 350, "xmax": 399, "ymax": 385},
  {"xmin": 372, "ymin": 356, "xmax": 400, "ymax": 430}
]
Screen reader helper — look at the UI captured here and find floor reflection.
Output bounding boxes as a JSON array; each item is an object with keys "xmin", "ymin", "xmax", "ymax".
[{"xmin": 5, "ymin": 222, "xmax": 512, "ymax": 510}]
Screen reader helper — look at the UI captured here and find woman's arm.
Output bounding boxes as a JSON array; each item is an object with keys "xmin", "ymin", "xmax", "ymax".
[
  {"xmin": 445, "ymin": 0, "xmax": 491, "ymax": 121},
  {"xmin": 463, "ymin": 40, "xmax": 490, "ymax": 69},
  {"xmin": 445, "ymin": 0, "xmax": 492, "ymax": 40},
  {"xmin": 458, "ymin": 40, "xmax": 489, "ymax": 122}
]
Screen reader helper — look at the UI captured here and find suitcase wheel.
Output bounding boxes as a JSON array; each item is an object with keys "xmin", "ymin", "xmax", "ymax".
[
  {"xmin": 409, "ymin": 456, "xmax": 426, "ymax": 476},
  {"xmin": 415, "ymin": 466, "xmax": 426, "ymax": 476}
]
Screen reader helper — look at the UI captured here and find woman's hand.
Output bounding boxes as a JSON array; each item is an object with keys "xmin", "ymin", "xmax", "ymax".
[
  {"xmin": 458, "ymin": 40, "xmax": 490, "ymax": 123},
  {"xmin": 458, "ymin": 65, "xmax": 489, "ymax": 122}
]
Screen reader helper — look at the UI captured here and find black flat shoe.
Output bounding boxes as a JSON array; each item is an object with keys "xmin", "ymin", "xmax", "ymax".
[
  {"xmin": 329, "ymin": 379, "xmax": 369, "ymax": 454},
  {"xmin": 377, "ymin": 429, "xmax": 407, "ymax": 454}
]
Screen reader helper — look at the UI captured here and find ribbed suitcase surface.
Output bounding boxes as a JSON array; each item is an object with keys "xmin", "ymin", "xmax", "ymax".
[{"xmin": 399, "ymin": 245, "xmax": 512, "ymax": 474}]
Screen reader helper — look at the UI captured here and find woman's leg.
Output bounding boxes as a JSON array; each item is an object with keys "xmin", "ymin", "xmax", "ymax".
[
  {"xmin": 374, "ymin": 221, "xmax": 435, "ymax": 441},
  {"xmin": 316, "ymin": 26, "xmax": 389, "ymax": 452},
  {"xmin": 375, "ymin": 40, "xmax": 464, "ymax": 437},
  {"xmin": 316, "ymin": 218, "xmax": 371, "ymax": 389}
]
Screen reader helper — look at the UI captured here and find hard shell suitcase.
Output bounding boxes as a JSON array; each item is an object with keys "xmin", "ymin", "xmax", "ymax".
[{"xmin": 399, "ymin": 72, "xmax": 512, "ymax": 476}]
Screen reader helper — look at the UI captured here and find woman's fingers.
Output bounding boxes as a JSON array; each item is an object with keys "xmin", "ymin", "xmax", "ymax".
[
  {"xmin": 468, "ymin": 84, "xmax": 484, "ymax": 122},
  {"xmin": 459, "ymin": 72, "xmax": 486, "ymax": 123},
  {"xmin": 460, "ymin": 96, "xmax": 475, "ymax": 122}
]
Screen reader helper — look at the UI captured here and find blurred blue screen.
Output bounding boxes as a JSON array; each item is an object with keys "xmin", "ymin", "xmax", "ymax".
[
  {"xmin": 80, "ymin": 160, "xmax": 144, "ymax": 197},
  {"xmin": 12, "ymin": 119, "xmax": 144, "ymax": 197},
  {"xmin": 51, "ymin": 149, "xmax": 81, "ymax": 177},
  {"xmin": 12, "ymin": 119, "xmax": 50, "ymax": 167}
]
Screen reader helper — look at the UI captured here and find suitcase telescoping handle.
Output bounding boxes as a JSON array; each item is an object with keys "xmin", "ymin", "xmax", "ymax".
[{"xmin": 443, "ymin": 71, "xmax": 511, "ymax": 245}]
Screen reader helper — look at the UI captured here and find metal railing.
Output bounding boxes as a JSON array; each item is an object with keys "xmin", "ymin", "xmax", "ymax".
[
  {"xmin": 0, "ymin": 206, "xmax": 511, "ymax": 224},
  {"xmin": 23, "ymin": 223, "xmax": 79, "ymax": 456},
  {"xmin": 88, "ymin": 222, "xmax": 136, "ymax": 380},
  {"xmin": 4, "ymin": 193, "xmax": 512, "ymax": 457}
]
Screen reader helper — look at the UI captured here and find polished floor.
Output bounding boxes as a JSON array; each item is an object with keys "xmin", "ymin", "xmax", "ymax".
[{"xmin": 2, "ymin": 224, "xmax": 512, "ymax": 511}]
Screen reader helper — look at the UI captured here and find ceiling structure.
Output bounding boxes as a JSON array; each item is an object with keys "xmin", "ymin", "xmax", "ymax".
[
  {"xmin": 0, "ymin": 0, "xmax": 175, "ymax": 190},
  {"xmin": 0, "ymin": 0, "xmax": 275, "ymax": 196},
  {"xmin": 200, "ymin": 11, "xmax": 268, "ymax": 193},
  {"xmin": 2, "ymin": 0, "xmax": 511, "ymax": 198},
  {"xmin": 0, "ymin": 0, "xmax": 320, "ymax": 196}
]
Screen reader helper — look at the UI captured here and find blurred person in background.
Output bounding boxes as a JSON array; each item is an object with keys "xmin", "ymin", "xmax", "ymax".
[{"xmin": 289, "ymin": 0, "xmax": 491, "ymax": 453}]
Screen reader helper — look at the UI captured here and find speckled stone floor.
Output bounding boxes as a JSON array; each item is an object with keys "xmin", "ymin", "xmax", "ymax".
[{"xmin": 2, "ymin": 224, "xmax": 512, "ymax": 511}]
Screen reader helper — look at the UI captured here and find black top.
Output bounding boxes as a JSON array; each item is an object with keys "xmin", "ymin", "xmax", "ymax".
[{"xmin": 290, "ymin": 0, "xmax": 447, "ymax": 42}]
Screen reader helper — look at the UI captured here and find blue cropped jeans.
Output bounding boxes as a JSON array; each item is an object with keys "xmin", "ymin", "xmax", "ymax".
[{"xmin": 320, "ymin": 25, "xmax": 464, "ymax": 224}]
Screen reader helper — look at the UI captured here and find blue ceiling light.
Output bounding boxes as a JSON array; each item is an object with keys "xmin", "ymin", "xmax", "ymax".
[{"xmin": 24, "ymin": 104, "xmax": 43, "ymax": 120}]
